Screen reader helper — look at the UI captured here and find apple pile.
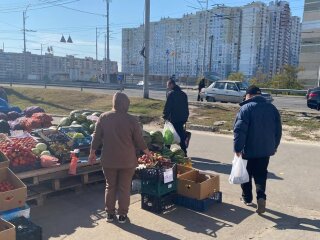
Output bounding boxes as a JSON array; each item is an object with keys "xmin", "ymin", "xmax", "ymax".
[
  {"xmin": 0, "ymin": 180, "xmax": 15, "ymax": 192},
  {"xmin": 0, "ymin": 137, "xmax": 38, "ymax": 168}
]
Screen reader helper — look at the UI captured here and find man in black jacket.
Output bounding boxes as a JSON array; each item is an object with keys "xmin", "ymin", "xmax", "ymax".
[
  {"xmin": 234, "ymin": 85, "xmax": 282, "ymax": 214},
  {"xmin": 163, "ymin": 80, "xmax": 189, "ymax": 155}
]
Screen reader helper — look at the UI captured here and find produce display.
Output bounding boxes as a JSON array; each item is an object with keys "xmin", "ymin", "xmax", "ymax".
[
  {"xmin": 138, "ymin": 151, "xmax": 169, "ymax": 166},
  {"xmin": 48, "ymin": 142, "xmax": 71, "ymax": 163},
  {"xmin": 31, "ymin": 143, "xmax": 52, "ymax": 157},
  {"xmin": 0, "ymin": 137, "xmax": 38, "ymax": 168},
  {"xmin": 58, "ymin": 110, "xmax": 101, "ymax": 135},
  {"xmin": 4, "ymin": 106, "xmax": 52, "ymax": 132},
  {"xmin": 140, "ymin": 130, "xmax": 191, "ymax": 167},
  {"xmin": 0, "ymin": 180, "xmax": 15, "ymax": 192},
  {"xmin": 59, "ymin": 126, "xmax": 92, "ymax": 148},
  {"xmin": 34, "ymin": 129, "xmax": 72, "ymax": 144}
]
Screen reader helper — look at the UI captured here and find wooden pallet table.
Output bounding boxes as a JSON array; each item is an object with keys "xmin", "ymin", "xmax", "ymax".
[{"xmin": 16, "ymin": 159, "xmax": 104, "ymax": 206}]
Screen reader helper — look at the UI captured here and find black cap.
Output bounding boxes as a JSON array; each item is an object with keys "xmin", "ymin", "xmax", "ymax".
[{"xmin": 246, "ymin": 85, "xmax": 261, "ymax": 95}]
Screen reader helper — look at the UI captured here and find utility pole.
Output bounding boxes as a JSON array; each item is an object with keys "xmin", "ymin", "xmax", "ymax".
[
  {"xmin": 96, "ymin": 27, "xmax": 98, "ymax": 81},
  {"xmin": 201, "ymin": 0, "xmax": 209, "ymax": 75},
  {"xmin": 104, "ymin": 34, "xmax": 107, "ymax": 82},
  {"xmin": 209, "ymin": 35, "xmax": 213, "ymax": 73},
  {"xmin": 23, "ymin": 11, "xmax": 26, "ymax": 53},
  {"xmin": 105, "ymin": 0, "xmax": 111, "ymax": 84},
  {"xmin": 143, "ymin": 0, "xmax": 150, "ymax": 99}
]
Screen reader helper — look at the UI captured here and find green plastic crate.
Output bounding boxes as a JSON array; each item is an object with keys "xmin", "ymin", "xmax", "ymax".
[{"xmin": 141, "ymin": 179, "xmax": 177, "ymax": 197}]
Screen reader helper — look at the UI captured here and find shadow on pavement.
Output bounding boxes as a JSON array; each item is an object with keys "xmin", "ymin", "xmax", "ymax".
[
  {"xmin": 160, "ymin": 202, "xmax": 253, "ymax": 238},
  {"xmin": 31, "ymin": 184, "xmax": 106, "ymax": 239},
  {"xmin": 118, "ymin": 220, "xmax": 180, "ymax": 240},
  {"xmin": 191, "ymin": 157, "xmax": 283, "ymax": 180},
  {"xmin": 261, "ymin": 209, "xmax": 320, "ymax": 233}
]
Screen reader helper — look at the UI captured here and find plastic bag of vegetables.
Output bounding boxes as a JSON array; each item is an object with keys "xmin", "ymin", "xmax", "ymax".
[{"xmin": 162, "ymin": 121, "xmax": 180, "ymax": 145}]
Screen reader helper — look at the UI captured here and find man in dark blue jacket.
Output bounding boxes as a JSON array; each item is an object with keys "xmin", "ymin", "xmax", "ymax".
[
  {"xmin": 233, "ymin": 85, "xmax": 282, "ymax": 214},
  {"xmin": 163, "ymin": 79, "xmax": 189, "ymax": 155}
]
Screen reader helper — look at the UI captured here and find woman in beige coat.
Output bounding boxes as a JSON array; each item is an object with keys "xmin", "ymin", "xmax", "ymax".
[{"xmin": 89, "ymin": 92, "xmax": 150, "ymax": 223}]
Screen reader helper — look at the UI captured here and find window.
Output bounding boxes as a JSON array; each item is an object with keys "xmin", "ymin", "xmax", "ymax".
[
  {"xmin": 214, "ymin": 82, "xmax": 225, "ymax": 90},
  {"xmin": 227, "ymin": 83, "xmax": 238, "ymax": 91}
]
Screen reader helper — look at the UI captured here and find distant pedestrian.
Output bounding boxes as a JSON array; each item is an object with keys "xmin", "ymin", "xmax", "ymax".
[
  {"xmin": 89, "ymin": 92, "xmax": 151, "ymax": 223},
  {"xmin": 197, "ymin": 78, "xmax": 205, "ymax": 101},
  {"xmin": 163, "ymin": 79, "xmax": 189, "ymax": 155},
  {"xmin": 233, "ymin": 85, "xmax": 282, "ymax": 214}
]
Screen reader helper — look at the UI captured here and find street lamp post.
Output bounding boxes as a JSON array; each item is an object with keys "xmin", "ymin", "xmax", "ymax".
[
  {"xmin": 143, "ymin": 0, "xmax": 150, "ymax": 99},
  {"xmin": 209, "ymin": 35, "xmax": 214, "ymax": 73}
]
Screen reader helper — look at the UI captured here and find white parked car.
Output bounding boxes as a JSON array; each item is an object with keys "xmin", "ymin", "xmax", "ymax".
[
  {"xmin": 137, "ymin": 81, "xmax": 151, "ymax": 86},
  {"xmin": 200, "ymin": 80, "xmax": 273, "ymax": 103}
]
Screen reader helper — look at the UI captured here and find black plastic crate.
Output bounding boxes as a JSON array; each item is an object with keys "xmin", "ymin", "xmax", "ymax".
[
  {"xmin": 141, "ymin": 179, "xmax": 177, "ymax": 197},
  {"xmin": 141, "ymin": 162, "xmax": 177, "ymax": 183},
  {"xmin": 9, "ymin": 216, "xmax": 42, "ymax": 240},
  {"xmin": 173, "ymin": 192, "xmax": 222, "ymax": 212},
  {"xmin": 141, "ymin": 193, "xmax": 175, "ymax": 214}
]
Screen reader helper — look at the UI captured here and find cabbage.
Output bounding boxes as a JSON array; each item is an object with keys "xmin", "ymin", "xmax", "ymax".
[
  {"xmin": 163, "ymin": 129, "xmax": 174, "ymax": 145},
  {"xmin": 40, "ymin": 150, "xmax": 51, "ymax": 156},
  {"xmin": 172, "ymin": 148, "xmax": 186, "ymax": 157},
  {"xmin": 36, "ymin": 143, "xmax": 47, "ymax": 152},
  {"xmin": 150, "ymin": 131, "xmax": 164, "ymax": 145}
]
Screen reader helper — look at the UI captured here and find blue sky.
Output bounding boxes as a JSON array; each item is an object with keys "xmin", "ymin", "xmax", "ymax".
[{"xmin": 0, "ymin": 0, "xmax": 304, "ymax": 70}]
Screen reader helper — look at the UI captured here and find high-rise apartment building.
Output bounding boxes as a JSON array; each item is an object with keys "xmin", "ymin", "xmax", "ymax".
[
  {"xmin": 289, "ymin": 16, "xmax": 302, "ymax": 67},
  {"xmin": 122, "ymin": 1, "xmax": 301, "ymax": 80},
  {"xmin": 298, "ymin": 0, "xmax": 320, "ymax": 88},
  {"xmin": 266, "ymin": 1, "xmax": 291, "ymax": 78},
  {"xmin": 239, "ymin": 2, "xmax": 269, "ymax": 78},
  {"xmin": 122, "ymin": 6, "xmax": 241, "ymax": 79}
]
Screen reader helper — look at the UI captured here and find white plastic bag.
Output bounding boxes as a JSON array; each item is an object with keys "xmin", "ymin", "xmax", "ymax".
[
  {"xmin": 162, "ymin": 121, "xmax": 180, "ymax": 145},
  {"xmin": 229, "ymin": 154, "xmax": 249, "ymax": 184}
]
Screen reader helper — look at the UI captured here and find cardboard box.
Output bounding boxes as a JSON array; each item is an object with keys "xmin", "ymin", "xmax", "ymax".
[
  {"xmin": 0, "ymin": 204, "xmax": 30, "ymax": 221},
  {"xmin": 0, "ymin": 151, "xmax": 9, "ymax": 169},
  {"xmin": 0, "ymin": 168, "xmax": 27, "ymax": 212},
  {"xmin": 177, "ymin": 164, "xmax": 194, "ymax": 178},
  {"xmin": 0, "ymin": 218, "xmax": 16, "ymax": 240},
  {"xmin": 178, "ymin": 170, "xmax": 220, "ymax": 200}
]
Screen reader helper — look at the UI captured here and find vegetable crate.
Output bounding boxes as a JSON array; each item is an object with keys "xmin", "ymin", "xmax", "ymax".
[
  {"xmin": 59, "ymin": 126, "xmax": 92, "ymax": 149},
  {"xmin": 32, "ymin": 129, "xmax": 70, "ymax": 143},
  {"xmin": 140, "ymin": 162, "xmax": 177, "ymax": 183},
  {"xmin": 141, "ymin": 193, "xmax": 175, "ymax": 214},
  {"xmin": 141, "ymin": 179, "xmax": 177, "ymax": 197},
  {"xmin": 9, "ymin": 217, "xmax": 42, "ymax": 240},
  {"xmin": 141, "ymin": 162, "xmax": 177, "ymax": 197},
  {"xmin": 173, "ymin": 192, "xmax": 222, "ymax": 212}
]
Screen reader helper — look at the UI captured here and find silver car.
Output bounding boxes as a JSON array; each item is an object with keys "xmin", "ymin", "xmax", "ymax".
[{"xmin": 201, "ymin": 80, "xmax": 273, "ymax": 103}]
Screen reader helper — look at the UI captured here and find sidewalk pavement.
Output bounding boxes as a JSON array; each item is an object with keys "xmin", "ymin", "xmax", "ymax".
[{"xmin": 31, "ymin": 131, "xmax": 320, "ymax": 240}]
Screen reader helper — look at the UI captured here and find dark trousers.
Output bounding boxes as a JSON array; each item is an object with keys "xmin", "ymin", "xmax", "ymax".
[
  {"xmin": 241, "ymin": 157, "xmax": 270, "ymax": 202},
  {"xmin": 166, "ymin": 121, "xmax": 187, "ymax": 154},
  {"xmin": 197, "ymin": 90, "xmax": 203, "ymax": 101}
]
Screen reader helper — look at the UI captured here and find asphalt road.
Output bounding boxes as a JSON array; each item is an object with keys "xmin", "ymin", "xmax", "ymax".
[
  {"xmin": 4, "ymin": 83, "xmax": 317, "ymax": 112},
  {"xmin": 31, "ymin": 131, "xmax": 320, "ymax": 240}
]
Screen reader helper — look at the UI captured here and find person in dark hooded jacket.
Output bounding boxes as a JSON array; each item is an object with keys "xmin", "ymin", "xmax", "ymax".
[
  {"xmin": 163, "ymin": 80, "xmax": 189, "ymax": 155},
  {"xmin": 233, "ymin": 85, "xmax": 282, "ymax": 214}
]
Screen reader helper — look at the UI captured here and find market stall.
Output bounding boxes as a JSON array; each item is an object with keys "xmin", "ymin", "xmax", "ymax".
[{"xmin": 0, "ymin": 106, "xmax": 222, "ymax": 239}]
